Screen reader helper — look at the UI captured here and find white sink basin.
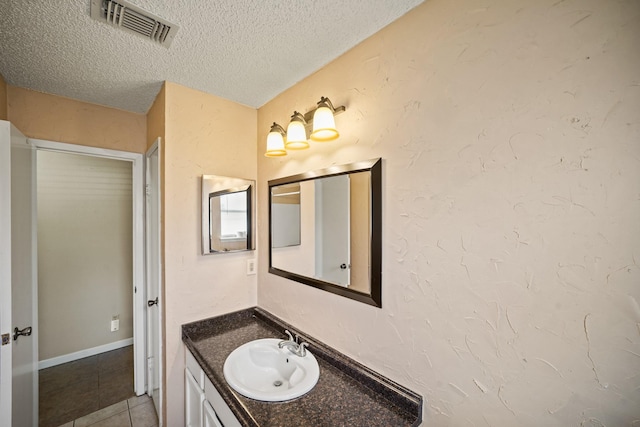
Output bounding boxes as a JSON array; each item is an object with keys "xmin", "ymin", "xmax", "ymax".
[{"xmin": 223, "ymin": 338, "xmax": 320, "ymax": 402}]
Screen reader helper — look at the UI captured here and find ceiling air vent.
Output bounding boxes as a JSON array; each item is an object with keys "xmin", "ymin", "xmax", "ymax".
[{"xmin": 90, "ymin": 0, "xmax": 179, "ymax": 47}]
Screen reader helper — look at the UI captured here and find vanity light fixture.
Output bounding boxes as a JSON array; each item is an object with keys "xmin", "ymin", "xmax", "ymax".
[
  {"xmin": 263, "ymin": 96, "xmax": 346, "ymax": 157},
  {"xmin": 265, "ymin": 123, "xmax": 287, "ymax": 157},
  {"xmin": 285, "ymin": 112, "xmax": 310, "ymax": 150},
  {"xmin": 310, "ymin": 96, "xmax": 340, "ymax": 142}
]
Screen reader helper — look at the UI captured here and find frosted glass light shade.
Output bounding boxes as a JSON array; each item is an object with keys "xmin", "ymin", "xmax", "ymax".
[
  {"xmin": 310, "ymin": 106, "xmax": 339, "ymax": 141},
  {"xmin": 286, "ymin": 120, "xmax": 309, "ymax": 150},
  {"xmin": 265, "ymin": 126, "xmax": 287, "ymax": 157}
]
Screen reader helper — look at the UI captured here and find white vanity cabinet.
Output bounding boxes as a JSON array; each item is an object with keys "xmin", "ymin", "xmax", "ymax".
[{"xmin": 185, "ymin": 349, "xmax": 241, "ymax": 427}]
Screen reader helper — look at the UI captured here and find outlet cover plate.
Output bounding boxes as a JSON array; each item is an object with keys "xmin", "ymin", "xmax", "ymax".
[{"xmin": 247, "ymin": 259, "xmax": 256, "ymax": 275}]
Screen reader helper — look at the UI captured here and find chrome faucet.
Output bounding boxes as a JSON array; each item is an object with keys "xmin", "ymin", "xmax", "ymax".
[{"xmin": 278, "ymin": 330, "xmax": 308, "ymax": 357}]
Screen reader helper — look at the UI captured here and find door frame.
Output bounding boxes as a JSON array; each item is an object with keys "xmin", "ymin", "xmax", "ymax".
[
  {"xmin": 145, "ymin": 138, "xmax": 163, "ymax": 425},
  {"xmin": 30, "ymin": 138, "xmax": 147, "ymax": 394}
]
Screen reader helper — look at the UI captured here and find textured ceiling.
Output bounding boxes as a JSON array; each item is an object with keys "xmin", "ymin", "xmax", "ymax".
[{"xmin": 0, "ymin": 0, "xmax": 424, "ymax": 113}]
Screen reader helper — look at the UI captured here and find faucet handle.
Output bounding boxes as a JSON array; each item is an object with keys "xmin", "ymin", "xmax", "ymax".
[
  {"xmin": 284, "ymin": 329, "xmax": 295, "ymax": 342},
  {"xmin": 297, "ymin": 342, "xmax": 308, "ymax": 357}
]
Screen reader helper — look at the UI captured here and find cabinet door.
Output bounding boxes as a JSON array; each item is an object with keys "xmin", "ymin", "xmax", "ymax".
[
  {"xmin": 203, "ymin": 400, "xmax": 223, "ymax": 427},
  {"xmin": 204, "ymin": 375, "xmax": 242, "ymax": 427},
  {"xmin": 185, "ymin": 368, "xmax": 205, "ymax": 427}
]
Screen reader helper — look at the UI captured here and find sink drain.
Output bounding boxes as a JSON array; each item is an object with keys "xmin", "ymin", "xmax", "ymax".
[{"xmin": 273, "ymin": 380, "xmax": 283, "ymax": 387}]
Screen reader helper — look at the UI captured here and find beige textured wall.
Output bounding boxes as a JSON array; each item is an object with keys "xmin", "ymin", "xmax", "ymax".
[
  {"xmin": 0, "ymin": 74, "xmax": 7, "ymax": 121},
  {"xmin": 257, "ymin": 0, "xmax": 640, "ymax": 425},
  {"xmin": 162, "ymin": 82, "xmax": 257, "ymax": 426},
  {"xmin": 37, "ymin": 151, "xmax": 133, "ymax": 360},
  {"xmin": 7, "ymin": 86, "xmax": 146, "ymax": 153}
]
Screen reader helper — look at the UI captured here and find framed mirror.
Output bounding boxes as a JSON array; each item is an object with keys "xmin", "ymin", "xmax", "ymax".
[
  {"xmin": 202, "ymin": 175, "xmax": 255, "ymax": 255},
  {"xmin": 268, "ymin": 158, "xmax": 382, "ymax": 307}
]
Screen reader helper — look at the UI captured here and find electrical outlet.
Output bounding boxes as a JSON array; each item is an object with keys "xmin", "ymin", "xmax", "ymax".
[
  {"xmin": 111, "ymin": 315, "xmax": 120, "ymax": 332},
  {"xmin": 247, "ymin": 259, "xmax": 256, "ymax": 275}
]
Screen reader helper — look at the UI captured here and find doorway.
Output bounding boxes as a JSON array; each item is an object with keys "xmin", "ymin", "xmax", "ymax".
[
  {"xmin": 37, "ymin": 150, "xmax": 134, "ymax": 368},
  {"xmin": 1, "ymin": 131, "xmax": 151, "ymax": 424},
  {"xmin": 31, "ymin": 139, "xmax": 146, "ymax": 395}
]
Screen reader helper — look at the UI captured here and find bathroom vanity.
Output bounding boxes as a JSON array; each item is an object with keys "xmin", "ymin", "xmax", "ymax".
[{"xmin": 182, "ymin": 307, "xmax": 422, "ymax": 427}]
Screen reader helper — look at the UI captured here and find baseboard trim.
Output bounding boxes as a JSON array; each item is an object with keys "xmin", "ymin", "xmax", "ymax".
[{"xmin": 39, "ymin": 338, "xmax": 134, "ymax": 370}]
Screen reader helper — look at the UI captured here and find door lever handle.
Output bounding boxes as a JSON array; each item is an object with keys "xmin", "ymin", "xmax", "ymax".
[
  {"xmin": 13, "ymin": 326, "xmax": 32, "ymax": 341},
  {"xmin": 147, "ymin": 297, "xmax": 159, "ymax": 307}
]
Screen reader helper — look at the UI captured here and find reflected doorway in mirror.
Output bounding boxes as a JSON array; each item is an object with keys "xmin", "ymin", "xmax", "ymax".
[{"xmin": 268, "ymin": 158, "xmax": 381, "ymax": 307}]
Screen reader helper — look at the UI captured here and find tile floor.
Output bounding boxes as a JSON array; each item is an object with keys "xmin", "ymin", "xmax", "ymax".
[
  {"xmin": 57, "ymin": 395, "xmax": 158, "ymax": 427},
  {"xmin": 39, "ymin": 345, "xmax": 157, "ymax": 427}
]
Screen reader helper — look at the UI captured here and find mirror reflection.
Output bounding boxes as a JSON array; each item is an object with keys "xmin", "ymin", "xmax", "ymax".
[
  {"xmin": 269, "ymin": 158, "xmax": 381, "ymax": 307},
  {"xmin": 271, "ymin": 183, "xmax": 301, "ymax": 248},
  {"xmin": 202, "ymin": 175, "xmax": 255, "ymax": 255}
]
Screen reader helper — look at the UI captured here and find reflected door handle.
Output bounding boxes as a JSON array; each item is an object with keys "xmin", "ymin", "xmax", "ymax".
[
  {"xmin": 13, "ymin": 326, "xmax": 32, "ymax": 341},
  {"xmin": 147, "ymin": 297, "xmax": 159, "ymax": 307}
]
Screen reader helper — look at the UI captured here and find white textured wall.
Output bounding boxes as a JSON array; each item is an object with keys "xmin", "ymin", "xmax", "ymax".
[
  {"xmin": 37, "ymin": 151, "xmax": 133, "ymax": 360},
  {"xmin": 257, "ymin": 0, "xmax": 640, "ymax": 425}
]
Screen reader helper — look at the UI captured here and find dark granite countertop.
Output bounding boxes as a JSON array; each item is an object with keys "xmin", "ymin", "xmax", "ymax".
[{"xmin": 182, "ymin": 307, "xmax": 422, "ymax": 427}]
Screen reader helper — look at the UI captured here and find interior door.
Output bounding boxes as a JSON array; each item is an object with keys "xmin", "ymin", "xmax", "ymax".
[
  {"xmin": 0, "ymin": 121, "xmax": 38, "ymax": 426},
  {"xmin": 145, "ymin": 140, "xmax": 162, "ymax": 422},
  {"xmin": 315, "ymin": 175, "xmax": 351, "ymax": 286}
]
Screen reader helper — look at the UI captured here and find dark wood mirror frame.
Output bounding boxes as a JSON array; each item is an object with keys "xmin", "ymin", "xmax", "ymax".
[{"xmin": 268, "ymin": 158, "xmax": 382, "ymax": 307}]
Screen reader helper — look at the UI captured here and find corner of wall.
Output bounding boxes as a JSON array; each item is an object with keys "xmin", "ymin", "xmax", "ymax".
[
  {"xmin": 146, "ymin": 82, "xmax": 166, "ymax": 149},
  {"xmin": 159, "ymin": 80, "xmax": 258, "ymax": 427},
  {"xmin": 0, "ymin": 73, "xmax": 8, "ymax": 121}
]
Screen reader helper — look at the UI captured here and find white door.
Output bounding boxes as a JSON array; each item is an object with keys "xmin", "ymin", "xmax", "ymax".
[
  {"xmin": 0, "ymin": 121, "xmax": 38, "ymax": 426},
  {"xmin": 145, "ymin": 140, "xmax": 162, "ymax": 422},
  {"xmin": 315, "ymin": 175, "xmax": 351, "ymax": 286}
]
